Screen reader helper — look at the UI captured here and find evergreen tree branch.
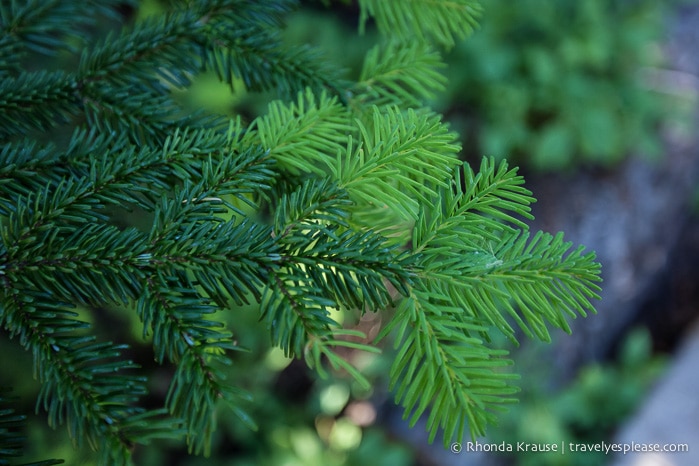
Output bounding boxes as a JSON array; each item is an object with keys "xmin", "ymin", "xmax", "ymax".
[
  {"xmin": 379, "ymin": 288, "xmax": 518, "ymax": 444},
  {"xmin": 147, "ymin": 209, "xmax": 279, "ymax": 307},
  {"xmin": 280, "ymin": 227, "xmax": 410, "ymax": 310},
  {"xmin": 271, "ymin": 178, "xmax": 352, "ymax": 239},
  {"xmin": 0, "ymin": 389, "xmax": 64, "ymax": 465},
  {"xmin": 263, "ymin": 210, "xmax": 412, "ymax": 357},
  {"xmin": 341, "ymin": 107, "xmax": 461, "ymax": 206},
  {"xmin": 195, "ymin": 0, "xmax": 347, "ymax": 97},
  {"xmin": 0, "ymin": 126, "xmax": 273, "ymax": 229},
  {"xmin": 358, "ymin": 0, "xmax": 482, "ymax": 48},
  {"xmin": 331, "ymin": 106, "xmax": 461, "ymax": 244},
  {"xmin": 261, "ymin": 262, "xmax": 389, "ymax": 390},
  {"xmin": 368, "ymin": 159, "xmax": 602, "ymax": 444},
  {"xmin": 355, "ymin": 40, "xmax": 447, "ymax": 108},
  {"xmin": 411, "ymin": 160, "xmax": 601, "ymax": 342},
  {"xmin": 262, "ymin": 186, "xmax": 413, "ymax": 382},
  {"xmin": 0, "ymin": 0, "xmax": 128, "ymax": 59},
  {"xmin": 138, "ymin": 277, "xmax": 254, "ymax": 455},
  {"xmin": 261, "ymin": 266, "xmax": 339, "ymax": 357},
  {"xmin": 1, "ymin": 138, "xmax": 280, "ymax": 455},
  {"xmin": 167, "ymin": 342, "xmax": 253, "ymax": 456},
  {"xmin": 243, "ymin": 89, "xmax": 354, "ymax": 176},
  {"xmin": 0, "ymin": 34, "xmax": 22, "ymax": 77},
  {"xmin": 417, "ymin": 228, "xmax": 601, "ymax": 342},
  {"xmin": 0, "ymin": 71, "xmax": 80, "ymax": 139},
  {"xmin": 1, "ymin": 1, "xmax": 346, "ymax": 141},
  {"xmin": 0, "ymin": 0, "xmax": 606, "ymax": 461},
  {"xmin": 455, "ymin": 157, "xmax": 536, "ymax": 230},
  {"xmin": 203, "ymin": 34, "xmax": 348, "ymax": 99},
  {"xmin": 0, "ymin": 288, "xmax": 179, "ymax": 465},
  {"xmin": 412, "ymin": 158, "xmax": 536, "ymax": 254}
]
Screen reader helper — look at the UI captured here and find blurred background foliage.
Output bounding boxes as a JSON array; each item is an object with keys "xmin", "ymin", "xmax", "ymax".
[
  {"xmin": 435, "ymin": 0, "xmax": 694, "ymax": 171},
  {"xmin": 3, "ymin": 0, "xmax": 692, "ymax": 464}
]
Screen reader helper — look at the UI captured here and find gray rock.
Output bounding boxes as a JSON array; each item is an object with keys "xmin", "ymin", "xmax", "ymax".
[{"xmin": 611, "ymin": 323, "xmax": 699, "ymax": 466}]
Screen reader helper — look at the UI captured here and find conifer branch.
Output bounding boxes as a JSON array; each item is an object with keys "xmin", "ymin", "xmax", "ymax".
[
  {"xmin": 374, "ymin": 159, "xmax": 600, "ymax": 445},
  {"xmin": 0, "ymin": 389, "xmax": 64, "ymax": 465},
  {"xmin": 0, "ymin": 288, "xmax": 179, "ymax": 464},
  {"xmin": 355, "ymin": 41, "xmax": 447, "ymax": 108},
  {"xmin": 1, "ymin": 0, "xmax": 347, "ymax": 142},
  {"xmin": 0, "ymin": 71, "xmax": 80, "ymax": 139},
  {"xmin": 271, "ymin": 178, "xmax": 352, "ymax": 238},
  {"xmin": 0, "ymin": 1, "xmax": 604, "ymax": 463},
  {"xmin": 139, "ymin": 278, "xmax": 253, "ymax": 455},
  {"xmin": 359, "ymin": 0, "xmax": 483, "ymax": 48},
  {"xmin": 0, "ymin": 34, "xmax": 21, "ymax": 77},
  {"xmin": 244, "ymin": 89, "xmax": 354, "ymax": 176},
  {"xmin": 261, "ymin": 267, "xmax": 339, "ymax": 357},
  {"xmin": 332, "ymin": 106, "xmax": 462, "ymax": 244},
  {"xmin": 0, "ymin": 0, "xmax": 127, "ymax": 59},
  {"xmin": 381, "ymin": 288, "xmax": 518, "ymax": 443}
]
